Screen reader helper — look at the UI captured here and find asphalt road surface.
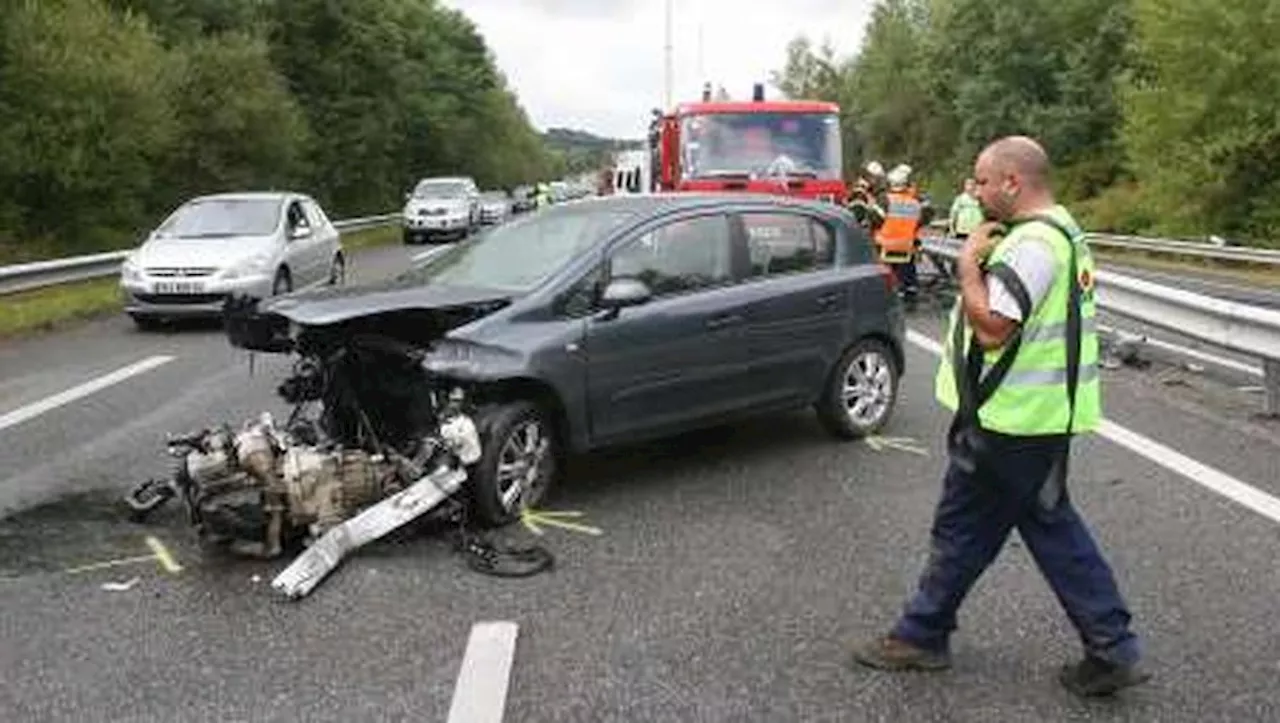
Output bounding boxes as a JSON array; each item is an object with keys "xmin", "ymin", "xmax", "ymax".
[{"xmin": 2, "ymin": 243, "xmax": 1280, "ymax": 722}]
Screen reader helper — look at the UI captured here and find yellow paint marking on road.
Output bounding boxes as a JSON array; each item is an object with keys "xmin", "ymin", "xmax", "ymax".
[
  {"xmin": 64, "ymin": 554, "xmax": 160, "ymax": 575},
  {"xmin": 864, "ymin": 434, "xmax": 930, "ymax": 457},
  {"xmin": 145, "ymin": 536, "xmax": 183, "ymax": 574},
  {"xmin": 519, "ymin": 507, "xmax": 603, "ymax": 537}
]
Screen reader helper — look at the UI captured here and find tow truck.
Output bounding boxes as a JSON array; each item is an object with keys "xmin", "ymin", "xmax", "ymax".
[{"xmin": 647, "ymin": 83, "xmax": 847, "ymax": 205}]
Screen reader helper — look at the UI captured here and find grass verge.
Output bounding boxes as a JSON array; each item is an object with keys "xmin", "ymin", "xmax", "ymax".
[{"xmin": 0, "ymin": 224, "xmax": 403, "ymax": 341}]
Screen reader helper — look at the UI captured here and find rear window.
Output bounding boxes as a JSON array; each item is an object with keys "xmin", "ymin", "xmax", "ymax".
[{"xmin": 741, "ymin": 212, "xmax": 836, "ymax": 277}]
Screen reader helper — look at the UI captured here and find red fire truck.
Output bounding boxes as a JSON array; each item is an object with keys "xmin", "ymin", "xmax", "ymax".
[{"xmin": 647, "ymin": 84, "xmax": 847, "ymax": 205}]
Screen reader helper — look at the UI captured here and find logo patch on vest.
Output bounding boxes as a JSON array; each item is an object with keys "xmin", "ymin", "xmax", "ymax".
[{"xmin": 1078, "ymin": 268, "xmax": 1095, "ymax": 301}]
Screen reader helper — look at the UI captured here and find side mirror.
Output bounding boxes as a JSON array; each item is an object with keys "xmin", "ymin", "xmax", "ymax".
[
  {"xmin": 599, "ymin": 277, "xmax": 652, "ymax": 310},
  {"xmin": 290, "ymin": 225, "xmax": 311, "ymax": 240}
]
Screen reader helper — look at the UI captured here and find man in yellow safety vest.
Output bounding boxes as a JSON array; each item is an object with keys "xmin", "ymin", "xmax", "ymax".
[{"xmin": 851, "ymin": 136, "xmax": 1150, "ymax": 698}]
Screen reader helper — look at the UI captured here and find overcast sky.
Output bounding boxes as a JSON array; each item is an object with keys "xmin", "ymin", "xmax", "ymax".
[{"xmin": 439, "ymin": 0, "xmax": 876, "ymax": 140}]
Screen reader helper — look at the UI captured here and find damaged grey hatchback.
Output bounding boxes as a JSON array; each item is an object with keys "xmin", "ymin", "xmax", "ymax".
[{"xmin": 224, "ymin": 193, "xmax": 906, "ymax": 527}]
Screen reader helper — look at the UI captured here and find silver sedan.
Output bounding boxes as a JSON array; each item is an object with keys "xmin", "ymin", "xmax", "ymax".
[{"xmin": 119, "ymin": 192, "xmax": 345, "ymax": 329}]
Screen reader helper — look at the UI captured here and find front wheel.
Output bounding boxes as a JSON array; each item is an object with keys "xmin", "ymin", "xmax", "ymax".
[
  {"xmin": 468, "ymin": 401, "xmax": 559, "ymax": 527},
  {"xmin": 815, "ymin": 338, "xmax": 899, "ymax": 439},
  {"xmin": 328, "ymin": 254, "xmax": 345, "ymax": 285}
]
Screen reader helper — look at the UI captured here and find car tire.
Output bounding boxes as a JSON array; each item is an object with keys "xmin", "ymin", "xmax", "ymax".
[
  {"xmin": 328, "ymin": 254, "xmax": 345, "ymax": 285},
  {"xmin": 402, "ymin": 230, "xmax": 415, "ymax": 245},
  {"xmin": 272, "ymin": 268, "xmax": 291, "ymax": 296},
  {"xmin": 815, "ymin": 337, "xmax": 898, "ymax": 439},
  {"xmin": 468, "ymin": 400, "xmax": 559, "ymax": 527}
]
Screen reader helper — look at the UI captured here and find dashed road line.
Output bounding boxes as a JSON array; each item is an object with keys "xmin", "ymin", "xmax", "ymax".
[
  {"xmin": 0, "ymin": 355, "xmax": 175, "ymax": 432},
  {"xmin": 447, "ymin": 621, "xmax": 519, "ymax": 723}
]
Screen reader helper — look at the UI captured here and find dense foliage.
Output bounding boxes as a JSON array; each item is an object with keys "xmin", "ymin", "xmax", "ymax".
[
  {"xmin": 771, "ymin": 0, "xmax": 1280, "ymax": 246},
  {"xmin": 0, "ymin": 0, "xmax": 569, "ymax": 260}
]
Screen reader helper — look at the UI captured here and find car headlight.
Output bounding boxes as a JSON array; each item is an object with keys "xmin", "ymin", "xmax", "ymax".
[
  {"xmin": 121, "ymin": 256, "xmax": 142, "ymax": 283},
  {"xmin": 222, "ymin": 254, "xmax": 272, "ymax": 280}
]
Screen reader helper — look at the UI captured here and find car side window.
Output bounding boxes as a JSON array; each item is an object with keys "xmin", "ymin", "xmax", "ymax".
[
  {"xmin": 609, "ymin": 214, "xmax": 735, "ymax": 297},
  {"xmin": 287, "ymin": 201, "xmax": 310, "ymax": 232},
  {"xmin": 303, "ymin": 200, "xmax": 329, "ymax": 229},
  {"xmin": 557, "ymin": 263, "xmax": 607, "ymax": 319},
  {"xmin": 742, "ymin": 212, "xmax": 835, "ymax": 277}
]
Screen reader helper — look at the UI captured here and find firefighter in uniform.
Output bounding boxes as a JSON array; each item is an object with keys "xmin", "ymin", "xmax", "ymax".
[
  {"xmin": 874, "ymin": 164, "xmax": 929, "ymax": 304},
  {"xmin": 852, "ymin": 136, "xmax": 1150, "ymax": 698}
]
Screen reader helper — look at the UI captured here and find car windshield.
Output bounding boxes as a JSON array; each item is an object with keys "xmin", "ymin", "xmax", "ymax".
[
  {"xmin": 399, "ymin": 205, "xmax": 638, "ymax": 291},
  {"xmin": 680, "ymin": 111, "xmax": 842, "ymax": 180},
  {"xmin": 414, "ymin": 181, "xmax": 469, "ymax": 199},
  {"xmin": 155, "ymin": 198, "xmax": 282, "ymax": 238}
]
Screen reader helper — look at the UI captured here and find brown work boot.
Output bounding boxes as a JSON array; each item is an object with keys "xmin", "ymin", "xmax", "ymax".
[
  {"xmin": 851, "ymin": 635, "xmax": 951, "ymax": 671},
  {"xmin": 1058, "ymin": 656, "xmax": 1151, "ymax": 697}
]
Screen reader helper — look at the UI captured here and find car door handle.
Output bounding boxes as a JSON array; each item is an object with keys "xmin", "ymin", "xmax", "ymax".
[
  {"xmin": 816, "ymin": 292, "xmax": 840, "ymax": 307},
  {"xmin": 705, "ymin": 313, "xmax": 743, "ymax": 330}
]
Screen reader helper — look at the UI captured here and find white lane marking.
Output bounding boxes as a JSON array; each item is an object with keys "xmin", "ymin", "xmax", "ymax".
[
  {"xmin": 447, "ymin": 621, "xmax": 519, "ymax": 723},
  {"xmin": 905, "ymin": 329, "xmax": 1280, "ymax": 524},
  {"xmin": 1098, "ymin": 322, "xmax": 1263, "ymax": 378},
  {"xmin": 412, "ymin": 244, "xmax": 453, "ymax": 264},
  {"xmin": 1097, "ymin": 420, "xmax": 1280, "ymax": 522},
  {"xmin": 0, "ymin": 355, "xmax": 175, "ymax": 433}
]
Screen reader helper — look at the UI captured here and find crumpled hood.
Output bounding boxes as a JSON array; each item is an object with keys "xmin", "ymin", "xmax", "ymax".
[{"xmin": 258, "ymin": 275, "xmax": 515, "ymax": 327}]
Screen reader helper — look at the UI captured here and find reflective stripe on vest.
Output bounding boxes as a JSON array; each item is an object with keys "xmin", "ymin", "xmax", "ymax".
[
  {"xmin": 876, "ymin": 190, "xmax": 922, "ymax": 254},
  {"xmin": 933, "ymin": 205, "xmax": 1101, "ymax": 436}
]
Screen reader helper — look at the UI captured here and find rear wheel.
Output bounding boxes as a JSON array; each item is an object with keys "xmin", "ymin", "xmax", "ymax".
[
  {"xmin": 815, "ymin": 338, "xmax": 898, "ymax": 439},
  {"xmin": 272, "ymin": 268, "xmax": 292, "ymax": 296},
  {"xmin": 468, "ymin": 400, "xmax": 559, "ymax": 527},
  {"xmin": 328, "ymin": 254, "xmax": 345, "ymax": 285}
]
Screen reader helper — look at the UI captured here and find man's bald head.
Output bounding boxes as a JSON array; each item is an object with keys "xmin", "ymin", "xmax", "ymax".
[
  {"xmin": 978, "ymin": 136, "xmax": 1051, "ymax": 189},
  {"xmin": 972, "ymin": 135, "xmax": 1054, "ymax": 221}
]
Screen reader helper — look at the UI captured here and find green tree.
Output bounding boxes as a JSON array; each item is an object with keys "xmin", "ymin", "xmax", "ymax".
[
  {"xmin": 160, "ymin": 31, "xmax": 312, "ymax": 203},
  {"xmin": 1122, "ymin": 0, "xmax": 1280, "ymax": 242},
  {"xmin": 0, "ymin": 0, "xmax": 179, "ymax": 253}
]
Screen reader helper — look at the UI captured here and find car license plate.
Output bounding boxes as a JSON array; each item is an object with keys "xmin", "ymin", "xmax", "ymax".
[{"xmin": 153, "ymin": 281, "xmax": 204, "ymax": 294}]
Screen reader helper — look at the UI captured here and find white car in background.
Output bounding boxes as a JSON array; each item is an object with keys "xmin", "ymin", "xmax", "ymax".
[
  {"xmin": 119, "ymin": 191, "xmax": 345, "ymax": 330},
  {"xmin": 402, "ymin": 176, "xmax": 480, "ymax": 244},
  {"xmin": 477, "ymin": 190, "xmax": 512, "ymax": 225}
]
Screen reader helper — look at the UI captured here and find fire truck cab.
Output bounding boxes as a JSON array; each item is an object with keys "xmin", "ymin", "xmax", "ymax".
[{"xmin": 648, "ymin": 84, "xmax": 846, "ymax": 205}]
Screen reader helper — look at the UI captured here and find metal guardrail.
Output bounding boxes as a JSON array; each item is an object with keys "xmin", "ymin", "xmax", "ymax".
[
  {"xmin": 925, "ymin": 220, "xmax": 1280, "ymax": 267},
  {"xmin": 0, "ymin": 213, "xmax": 401, "ymax": 297},
  {"xmin": 919, "ymin": 234, "xmax": 1280, "ymax": 416},
  {"xmin": 1087, "ymin": 233, "xmax": 1280, "ymax": 267}
]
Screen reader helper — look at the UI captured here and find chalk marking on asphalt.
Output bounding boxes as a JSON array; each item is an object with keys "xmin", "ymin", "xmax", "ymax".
[
  {"xmin": 446, "ymin": 621, "xmax": 519, "ymax": 723},
  {"xmin": 520, "ymin": 507, "xmax": 603, "ymax": 537},
  {"xmin": 64, "ymin": 554, "xmax": 160, "ymax": 575},
  {"xmin": 906, "ymin": 328, "xmax": 1280, "ymax": 525},
  {"xmin": 145, "ymin": 535, "xmax": 183, "ymax": 574},
  {"xmin": 0, "ymin": 355, "xmax": 175, "ymax": 433},
  {"xmin": 864, "ymin": 434, "xmax": 929, "ymax": 457}
]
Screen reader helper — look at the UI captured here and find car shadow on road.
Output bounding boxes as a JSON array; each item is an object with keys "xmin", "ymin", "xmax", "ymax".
[{"xmin": 553, "ymin": 410, "xmax": 841, "ymax": 507}]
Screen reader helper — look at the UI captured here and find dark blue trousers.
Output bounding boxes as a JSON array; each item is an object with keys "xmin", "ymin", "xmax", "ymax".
[{"xmin": 890, "ymin": 429, "xmax": 1141, "ymax": 666}]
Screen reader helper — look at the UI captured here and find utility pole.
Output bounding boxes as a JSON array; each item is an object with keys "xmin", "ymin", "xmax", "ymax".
[
  {"xmin": 697, "ymin": 23, "xmax": 704, "ymax": 88},
  {"xmin": 663, "ymin": 0, "xmax": 673, "ymax": 110}
]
